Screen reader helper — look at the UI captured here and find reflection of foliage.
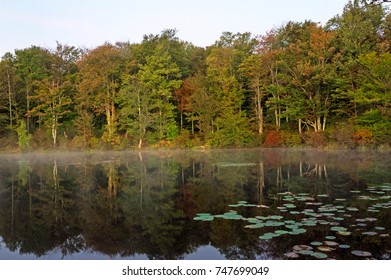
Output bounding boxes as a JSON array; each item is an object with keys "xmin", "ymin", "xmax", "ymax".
[{"xmin": 0, "ymin": 150, "xmax": 390, "ymax": 259}]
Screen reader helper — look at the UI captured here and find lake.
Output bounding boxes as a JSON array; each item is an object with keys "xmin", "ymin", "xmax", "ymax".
[{"xmin": 0, "ymin": 149, "xmax": 390, "ymax": 260}]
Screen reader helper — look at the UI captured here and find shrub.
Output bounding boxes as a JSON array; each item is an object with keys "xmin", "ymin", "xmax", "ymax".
[
  {"xmin": 263, "ymin": 130, "xmax": 283, "ymax": 148},
  {"xmin": 354, "ymin": 128, "xmax": 373, "ymax": 146},
  {"xmin": 302, "ymin": 131, "xmax": 326, "ymax": 147},
  {"xmin": 16, "ymin": 121, "xmax": 31, "ymax": 151},
  {"xmin": 331, "ymin": 123, "xmax": 355, "ymax": 148},
  {"xmin": 281, "ymin": 131, "xmax": 302, "ymax": 147}
]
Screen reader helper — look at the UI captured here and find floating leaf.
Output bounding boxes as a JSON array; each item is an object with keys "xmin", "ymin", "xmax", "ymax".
[
  {"xmin": 275, "ymin": 230, "xmax": 289, "ymax": 235},
  {"xmin": 298, "ymin": 250, "xmax": 314, "ymax": 255},
  {"xmin": 337, "ymin": 231, "xmax": 352, "ymax": 236},
  {"xmin": 293, "ymin": 245, "xmax": 313, "ymax": 251},
  {"xmin": 331, "ymin": 226, "xmax": 347, "ymax": 232},
  {"xmin": 351, "ymin": 250, "xmax": 372, "ymax": 257},
  {"xmin": 325, "ymin": 236, "xmax": 336, "ymax": 240},
  {"xmin": 317, "ymin": 194, "xmax": 329, "ymax": 197},
  {"xmin": 193, "ymin": 215, "xmax": 214, "ymax": 221},
  {"xmin": 324, "ymin": 241, "xmax": 339, "ymax": 247},
  {"xmin": 270, "ymin": 215, "xmax": 284, "ymax": 220},
  {"xmin": 284, "ymin": 252, "xmax": 300, "ymax": 258},
  {"xmin": 312, "ymin": 252, "xmax": 328, "ymax": 259},
  {"xmin": 285, "ymin": 224, "xmax": 299, "ymax": 230},
  {"xmin": 310, "ymin": 241, "xmax": 323, "ymax": 246},
  {"xmin": 292, "ymin": 228, "xmax": 307, "ymax": 234},
  {"xmin": 375, "ymin": 227, "xmax": 385, "ymax": 230},
  {"xmin": 339, "ymin": 244, "xmax": 350, "ymax": 249},
  {"xmin": 244, "ymin": 223, "xmax": 264, "ymax": 229},
  {"xmin": 318, "ymin": 246, "xmax": 335, "ymax": 252},
  {"xmin": 362, "ymin": 231, "xmax": 377, "ymax": 236},
  {"xmin": 284, "ymin": 204, "xmax": 297, "ymax": 209}
]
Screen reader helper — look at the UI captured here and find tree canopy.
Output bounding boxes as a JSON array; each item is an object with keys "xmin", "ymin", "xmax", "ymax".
[{"xmin": 0, "ymin": 1, "xmax": 390, "ymax": 150}]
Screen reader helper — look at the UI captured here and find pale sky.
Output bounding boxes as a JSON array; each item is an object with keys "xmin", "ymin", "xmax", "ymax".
[{"xmin": 0, "ymin": 0, "xmax": 349, "ymax": 56}]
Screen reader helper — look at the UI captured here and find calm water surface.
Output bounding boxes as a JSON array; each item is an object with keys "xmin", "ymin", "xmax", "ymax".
[{"xmin": 0, "ymin": 149, "xmax": 390, "ymax": 260}]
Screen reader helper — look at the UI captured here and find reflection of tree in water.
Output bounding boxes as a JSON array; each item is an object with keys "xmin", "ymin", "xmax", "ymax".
[{"xmin": 0, "ymin": 150, "xmax": 390, "ymax": 259}]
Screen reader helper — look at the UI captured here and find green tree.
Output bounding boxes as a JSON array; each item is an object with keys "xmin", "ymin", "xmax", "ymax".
[
  {"xmin": 0, "ymin": 53, "xmax": 16, "ymax": 133},
  {"xmin": 137, "ymin": 43, "xmax": 182, "ymax": 141},
  {"xmin": 29, "ymin": 44, "xmax": 79, "ymax": 147},
  {"xmin": 14, "ymin": 46, "xmax": 52, "ymax": 133},
  {"xmin": 16, "ymin": 120, "xmax": 31, "ymax": 150}
]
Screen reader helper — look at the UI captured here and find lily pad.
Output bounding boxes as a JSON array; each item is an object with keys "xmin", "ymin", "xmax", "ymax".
[
  {"xmin": 337, "ymin": 231, "xmax": 352, "ymax": 236},
  {"xmin": 284, "ymin": 204, "xmax": 297, "ymax": 209},
  {"xmin": 318, "ymin": 246, "xmax": 335, "ymax": 252},
  {"xmin": 310, "ymin": 241, "xmax": 323, "ymax": 246},
  {"xmin": 244, "ymin": 223, "xmax": 264, "ymax": 229},
  {"xmin": 317, "ymin": 194, "xmax": 329, "ymax": 197},
  {"xmin": 339, "ymin": 244, "xmax": 350, "ymax": 249},
  {"xmin": 312, "ymin": 252, "xmax": 328, "ymax": 259},
  {"xmin": 193, "ymin": 215, "xmax": 214, "ymax": 221},
  {"xmin": 298, "ymin": 250, "xmax": 314, "ymax": 255},
  {"xmin": 270, "ymin": 215, "xmax": 284, "ymax": 220},
  {"xmin": 324, "ymin": 241, "xmax": 339, "ymax": 246},
  {"xmin": 375, "ymin": 227, "xmax": 385, "ymax": 230},
  {"xmin": 351, "ymin": 250, "xmax": 372, "ymax": 257},
  {"xmin": 293, "ymin": 228, "xmax": 307, "ymax": 234},
  {"xmin": 362, "ymin": 231, "xmax": 377, "ymax": 236},
  {"xmin": 331, "ymin": 226, "xmax": 348, "ymax": 232},
  {"xmin": 325, "ymin": 236, "xmax": 336, "ymax": 240},
  {"xmin": 293, "ymin": 245, "xmax": 313, "ymax": 251},
  {"xmin": 284, "ymin": 252, "xmax": 300, "ymax": 258},
  {"xmin": 275, "ymin": 230, "xmax": 289, "ymax": 235}
]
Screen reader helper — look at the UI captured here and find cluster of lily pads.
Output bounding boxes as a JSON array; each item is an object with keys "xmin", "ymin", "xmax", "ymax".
[{"xmin": 193, "ymin": 183, "xmax": 391, "ymax": 259}]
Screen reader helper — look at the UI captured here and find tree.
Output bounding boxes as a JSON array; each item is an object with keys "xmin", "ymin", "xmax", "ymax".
[
  {"xmin": 239, "ymin": 54, "xmax": 268, "ymax": 135},
  {"xmin": 187, "ymin": 74, "xmax": 219, "ymax": 136},
  {"xmin": 119, "ymin": 75, "xmax": 158, "ymax": 148},
  {"xmin": 14, "ymin": 46, "xmax": 52, "ymax": 132},
  {"xmin": 0, "ymin": 53, "xmax": 16, "ymax": 132},
  {"xmin": 29, "ymin": 43, "xmax": 79, "ymax": 147},
  {"xmin": 137, "ymin": 43, "xmax": 182, "ymax": 141},
  {"xmin": 16, "ymin": 120, "xmax": 31, "ymax": 150},
  {"xmin": 77, "ymin": 44, "xmax": 122, "ymax": 144}
]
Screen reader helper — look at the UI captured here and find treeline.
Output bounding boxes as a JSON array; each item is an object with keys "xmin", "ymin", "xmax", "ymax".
[{"xmin": 0, "ymin": 0, "xmax": 390, "ymax": 150}]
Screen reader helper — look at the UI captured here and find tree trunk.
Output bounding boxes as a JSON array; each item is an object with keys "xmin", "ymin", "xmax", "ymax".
[
  {"xmin": 259, "ymin": 107, "xmax": 263, "ymax": 135},
  {"xmin": 322, "ymin": 115, "xmax": 327, "ymax": 131},
  {"xmin": 6, "ymin": 69, "xmax": 13, "ymax": 131},
  {"xmin": 317, "ymin": 116, "xmax": 322, "ymax": 132},
  {"xmin": 298, "ymin": 118, "xmax": 302, "ymax": 134},
  {"xmin": 52, "ymin": 121, "xmax": 57, "ymax": 147}
]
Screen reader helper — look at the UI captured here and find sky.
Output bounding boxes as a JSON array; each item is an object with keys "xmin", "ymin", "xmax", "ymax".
[{"xmin": 0, "ymin": 0, "xmax": 349, "ymax": 56}]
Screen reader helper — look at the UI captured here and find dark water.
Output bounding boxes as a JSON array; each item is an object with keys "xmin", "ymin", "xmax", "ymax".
[{"xmin": 0, "ymin": 149, "xmax": 390, "ymax": 260}]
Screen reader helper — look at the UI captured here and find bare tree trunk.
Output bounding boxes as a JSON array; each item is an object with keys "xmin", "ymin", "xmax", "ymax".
[
  {"xmin": 6, "ymin": 69, "xmax": 13, "ymax": 131},
  {"xmin": 322, "ymin": 115, "xmax": 327, "ymax": 131}
]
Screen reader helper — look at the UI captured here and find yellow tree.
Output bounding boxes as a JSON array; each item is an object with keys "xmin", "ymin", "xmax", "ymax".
[{"xmin": 78, "ymin": 44, "xmax": 122, "ymax": 144}]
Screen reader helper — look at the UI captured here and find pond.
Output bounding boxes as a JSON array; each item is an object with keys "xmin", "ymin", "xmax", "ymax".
[{"xmin": 0, "ymin": 149, "xmax": 390, "ymax": 260}]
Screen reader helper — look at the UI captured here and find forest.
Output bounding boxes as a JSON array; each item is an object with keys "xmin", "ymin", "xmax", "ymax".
[{"xmin": 0, "ymin": 0, "xmax": 390, "ymax": 151}]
